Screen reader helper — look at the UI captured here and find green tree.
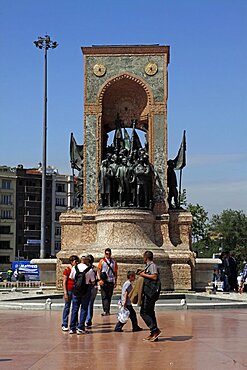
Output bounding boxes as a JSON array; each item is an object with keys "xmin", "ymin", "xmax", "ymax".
[
  {"xmin": 209, "ymin": 209, "xmax": 247, "ymax": 269},
  {"xmin": 187, "ymin": 203, "xmax": 209, "ymax": 243},
  {"xmin": 210, "ymin": 209, "xmax": 247, "ymax": 250}
]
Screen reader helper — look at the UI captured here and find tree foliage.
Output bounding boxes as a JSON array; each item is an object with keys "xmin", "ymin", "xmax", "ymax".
[
  {"xmin": 187, "ymin": 205, "xmax": 247, "ymax": 269},
  {"xmin": 187, "ymin": 203, "xmax": 209, "ymax": 243},
  {"xmin": 210, "ymin": 209, "xmax": 247, "ymax": 250}
]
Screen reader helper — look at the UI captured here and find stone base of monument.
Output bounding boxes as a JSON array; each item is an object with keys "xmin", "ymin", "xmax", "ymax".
[
  {"xmin": 56, "ymin": 208, "xmax": 195, "ymax": 291},
  {"xmin": 30, "ymin": 259, "xmax": 57, "ymax": 285}
]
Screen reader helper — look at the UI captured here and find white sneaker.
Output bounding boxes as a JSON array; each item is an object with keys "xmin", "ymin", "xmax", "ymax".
[
  {"xmin": 77, "ymin": 328, "xmax": 89, "ymax": 335},
  {"xmin": 62, "ymin": 326, "xmax": 69, "ymax": 331},
  {"xmin": 69, "ymin": 329, "xmax": 76, "ymax": 334}
]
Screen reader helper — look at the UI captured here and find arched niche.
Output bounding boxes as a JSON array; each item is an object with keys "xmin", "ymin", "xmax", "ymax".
[{"xmin": 97, "ymin": 73, "xmax": 154, "ymax": 162}]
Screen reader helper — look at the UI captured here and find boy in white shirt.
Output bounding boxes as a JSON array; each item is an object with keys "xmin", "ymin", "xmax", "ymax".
[{"xmin": 114, "ymin": 271, "xmax": 142, "ymax": 332}]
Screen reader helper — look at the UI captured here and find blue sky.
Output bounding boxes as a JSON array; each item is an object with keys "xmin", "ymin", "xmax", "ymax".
[{"xmin": 0, "ymin": 0, "xmax": 246, "ymax": 216}]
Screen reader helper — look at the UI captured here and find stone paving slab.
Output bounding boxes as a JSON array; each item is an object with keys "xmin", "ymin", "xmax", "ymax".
[{"xmin": 0, "ymin": 309, "xmax": 247, "ymax": 370}]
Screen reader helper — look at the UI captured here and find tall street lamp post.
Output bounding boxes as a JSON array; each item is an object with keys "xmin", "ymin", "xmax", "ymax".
[{"xmin": 34, "ymin": 35, "xmax": 58, "ymax": 258}]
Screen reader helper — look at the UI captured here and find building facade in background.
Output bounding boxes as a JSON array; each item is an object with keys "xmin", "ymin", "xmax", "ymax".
[
  {"xmin": 0, "ymin": 166, "xmax": 17, "ymax": 264},
  {"xmin": 51, "ymin": 172, "xmax": 74, "ymax": 256},
  {"xmin": 0, "ymin": 165, "xmax": 73, "ymax": 265}
]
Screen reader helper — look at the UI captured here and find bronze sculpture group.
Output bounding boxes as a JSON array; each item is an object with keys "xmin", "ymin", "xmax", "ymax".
[
  {"xmin": 99, "ymin": 146, "xmax": 153, "ymax": 209},
  {"xmin": 70, "ymin": 116, "xmax": 182, "ymax": 210}
]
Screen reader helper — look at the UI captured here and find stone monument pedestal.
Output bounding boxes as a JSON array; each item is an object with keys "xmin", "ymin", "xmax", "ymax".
[{"xmin": 56, "ymin": 209, "xmax": 195, "ymax": 291}]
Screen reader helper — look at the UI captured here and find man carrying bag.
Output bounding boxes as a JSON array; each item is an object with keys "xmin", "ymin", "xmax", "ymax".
[{"xmin": 137, "ymin": 250, "xmax": 161, "ymax": 342}]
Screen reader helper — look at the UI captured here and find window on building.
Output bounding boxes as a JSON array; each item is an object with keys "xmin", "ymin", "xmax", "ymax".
[
  {"xmin": 0, "ymin": 241, "xmax": 11, "ymax": 249},
  {"xmin": 56, "ymin": 183, "xmax": 65, "ymax": 193},
  {"xmin": 26, "ymin": 180, "xmax": 37, "ymax": 187},
  {"xmin": 1, "ymin": 194, "xmax": 12, "ymax": 205},
  {"xmin": 0, "ymin": 226, "xmax": 11, "ymax": 234},
  {"xmin": 0, "ymin": 256, "xmax": 10, "ymax": 263},
  {"xmin": 55, "ymin": 241, "xmax": 61, "ymax": 251},
  {"xmin": 2, "ymin": 180, "xmax": 11, "ymax": 189},
  {"xmin": 0, "ymin": 210, "xmax": 12, "ymax": 219},
  {"xmin": 55, "ymin": 226, "xmax": 61, "ymax": 236},
  {"xmin": 28, "ymin": 195, "xmax": 36, "ymax": 201},
  {"xmin": 56, "ymin": 198, "xmax": 65, "ymax": 206},
  {"xmin": 55, "ymin": 212, "xmax": 61, "ymax": 221},
  {"xmin": 29, "ymin": 224, "xmax": 36, "ymax": 230}
]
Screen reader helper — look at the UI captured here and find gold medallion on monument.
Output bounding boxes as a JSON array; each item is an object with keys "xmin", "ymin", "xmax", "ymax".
[
  {"xmin": 93, "ymin": 64, "xmax": 106, "ymax": 77},
  {"xmin": 145, "ymin": 62, "xmax": 158, "ymax": 76}
]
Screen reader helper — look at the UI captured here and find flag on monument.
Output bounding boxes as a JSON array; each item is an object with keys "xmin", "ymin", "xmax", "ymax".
[
  {"xmin": 123, "ymin": 128, "xmax": 131, "ymax": 151},
  {"xmin": 70, "ymin": 133, "xmax": 83, "ymax": 171},
  {"xmin": 131, "ymin": 127, "xmax": 142, "ymax": 152},
  {"xmin": 174, "ymin": 130, "xmax": 186, "ymax": 170}
]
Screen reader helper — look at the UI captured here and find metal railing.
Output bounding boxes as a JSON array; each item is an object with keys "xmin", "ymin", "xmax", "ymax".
[{"xmin": 0, "ymin": 281, "xmax": 42, "ymax": 289}]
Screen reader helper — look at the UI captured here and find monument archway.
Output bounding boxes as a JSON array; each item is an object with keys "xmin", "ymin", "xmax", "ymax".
[
  {"xmin": 97, "ymin": 72, "xmax": 154, "ymax": 165},
  {"xmin": 57, "ymin": 45, "xmax": 194, "ymax": 292}
]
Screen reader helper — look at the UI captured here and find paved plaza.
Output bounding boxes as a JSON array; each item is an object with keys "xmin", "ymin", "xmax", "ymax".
[{"xmin": 0, "ymin": 309, "xmax": 247, "ymax": 370}]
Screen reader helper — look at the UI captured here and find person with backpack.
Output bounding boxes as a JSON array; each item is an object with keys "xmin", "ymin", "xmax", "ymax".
[
  {"xmin": 137, "ymin": 250, "xmax": 161, "ymax": 342},
  {"xmin": 98, "ymin": 248, "xmax": 118, "ymax": 316},
  {"xmin": 69, "ymin": 255, "xmax": 96, "ymax": 335},
  {"xmin": 61, "ymin": 255, "xmax": 79, "ymax": 331},
  {"xmin": 85, "ymin": 254, "xmax": 98, "ymax": 327}
]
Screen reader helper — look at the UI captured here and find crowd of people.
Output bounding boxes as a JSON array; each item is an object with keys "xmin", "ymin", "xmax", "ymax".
[
  {"xmin": 62, "ymin": 249, "xmax": 161, "ymax": 342},
  {"xmin": 212, "ymin": 250, "xmax": 247, "ymax": 293}
]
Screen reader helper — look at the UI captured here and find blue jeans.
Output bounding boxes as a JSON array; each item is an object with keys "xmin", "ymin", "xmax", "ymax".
[
  {"xmin": 86, "ymin": 286, "xmax": 98, "ymax": 324},
  {"xmin": 70, "ymin": 289, "xmax": 91, "ymax": 331},
  {"xmin": 62, "ymin": 290, "xmax": 73, "ymax": 328}
]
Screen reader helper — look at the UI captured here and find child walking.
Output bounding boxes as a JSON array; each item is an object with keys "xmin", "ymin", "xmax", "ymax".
[{"xmin": 114, "ymin": 271, "xmax": 142, "ymax": 332}]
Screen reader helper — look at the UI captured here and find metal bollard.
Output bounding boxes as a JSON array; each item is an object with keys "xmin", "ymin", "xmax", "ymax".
[{"xmin": 45, "ymin": 298, "xmax": 52, "ymax": 310}]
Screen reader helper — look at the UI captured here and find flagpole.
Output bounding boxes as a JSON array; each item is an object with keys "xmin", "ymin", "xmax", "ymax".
[
  {"xmin": 70, "ymin": 132, "xmax": 76, "ymax": 208},
  {"xmin": 130, "ymin": 119, "xmax": 135, "ymax": 154},
  {"xmin": 178, "ymin": 168, "xmax": 183, "ymax": 207}
]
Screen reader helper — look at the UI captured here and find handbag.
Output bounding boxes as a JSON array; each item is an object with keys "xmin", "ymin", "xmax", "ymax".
[
  {"xmin": 143, "ymin": 264, "xmax": 161, "ymax": 301},
  {"xmin": 100, "ymin": 271, "xmax": 108, "ymax": 281},
  {"xmin": 143, "ymin": 278, "xmax": 161, "ymax": 301}
]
